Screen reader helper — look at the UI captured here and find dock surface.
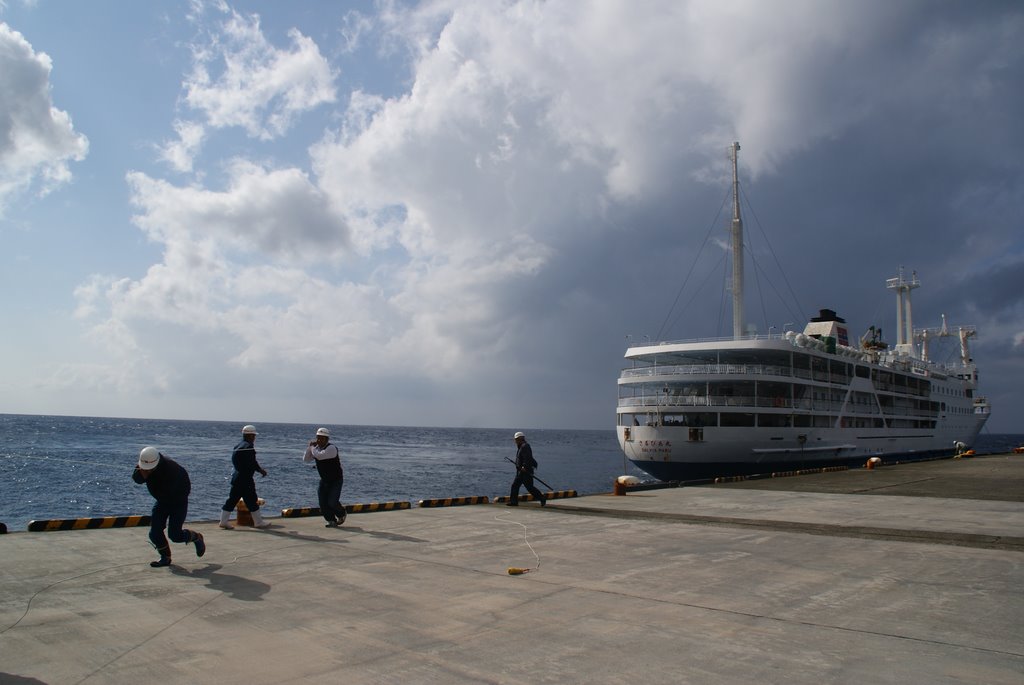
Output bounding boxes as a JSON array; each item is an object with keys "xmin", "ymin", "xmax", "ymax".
[{"xmin": 1, "ymin": 454, "xmax": 1022, "ymax": 684}]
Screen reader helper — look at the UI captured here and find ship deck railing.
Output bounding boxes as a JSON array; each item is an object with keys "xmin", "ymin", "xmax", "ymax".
[
  {"xmin": 617, "ymin": 395, "xmax": 941, "ymax": 417},
  {"xmin": 621, "ymin": 363, "xmax": 796, "ymax": 379},
  {"xmin": 620, "ymin": 364, "xmax": 932, "ymax": 397},
  {"xmin": 625, "ymin": 345, "xmax": 958, "ymax": 383},
  {"xmin": 629, "ymin": 334, "xmax": 772, "ymax": 346},
  {"xmin": 620, "ymin": 364, "xmax": 847, "ymax": 384}
]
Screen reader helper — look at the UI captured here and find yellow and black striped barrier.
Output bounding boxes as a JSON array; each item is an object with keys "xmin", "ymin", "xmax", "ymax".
[
  {"xmin": 714, "ymin": 475, "xmax": 748, "ymax": 483},
  {"xmin": 492, "ymin": 490, "xmax": 577, "ymax": 504},
  {"xmin": 281, "ymin": 501, "xmax": 412, "ymax": 518},
  {"xmin": 27, "ymin": 515, "xmax": 151, "ymax": 532},
  {"xmin": 349, "ymin": 501, "xmax": 411, "ymax": 513},
  {"xmin": 418, "ymin": 496, "xmax": 490, "ymax": 507}
]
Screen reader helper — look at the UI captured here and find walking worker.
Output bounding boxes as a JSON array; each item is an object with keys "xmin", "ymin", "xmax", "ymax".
[
  {"xmin": 303, "ymin": 427, "xmax": 347, "ymax": 527},
  {"xmin": 132, "ymin": 446, "xmax": 205, "ymax": 567},
  {"xmin": 507, "ymin": 431, "xmax": 547, "ymax": 507},
  {"xmin": 220, "ymin": 424, "xmax": 270, "ymax": 529}
]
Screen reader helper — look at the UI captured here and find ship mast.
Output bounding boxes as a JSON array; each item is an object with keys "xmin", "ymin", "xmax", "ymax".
[
  {"xmin": 729, "ymin": 142, "xmax": 744, "ymax": 338},
  {"xmin": 886, "ymin": 266, "xmax": 920, "ymax": 357}
]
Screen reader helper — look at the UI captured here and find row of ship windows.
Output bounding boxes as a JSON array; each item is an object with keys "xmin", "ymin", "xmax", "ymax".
[
  {"xmin": 617, "ymin": 394, "xmax": 950, "ymax": 414},
  {"xmin": 619, "ymin": 413, "xmax": 939, "ymax": 430},
  {"xmin": 623, "ymin": 361, "xmax": 977, "ymax": 400},
  {"xmin": 623, "ymin": 359, "xmax": 936, "ymax": 392},
  {"xmin": 619, "ymin": 382, "xmax": 973, "ymax": 411}
]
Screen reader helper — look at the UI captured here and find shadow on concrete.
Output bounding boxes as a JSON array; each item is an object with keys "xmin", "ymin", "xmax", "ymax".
[
  {"xmin": 234, "ymin": 526, "xmax": 352, "ymax": 545},
  {"xmin": 340, "ymin": 526, "xmax": 427, "ymax": 543},
  {"xmin": 170, "ymin": 563, "xmax": 270, "ymax": 601},
  {"xmin": 0, "ymin": 673, "xmax": 49, "ymax": 684},
  {"xmin": 235, "ymin": 523, "xmax": 427, "ymax": 544}
]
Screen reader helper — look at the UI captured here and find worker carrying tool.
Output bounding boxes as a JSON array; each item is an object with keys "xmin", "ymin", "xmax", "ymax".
[{"xmin": 505, "ymin": 431, "xmax": 548, "ymax": 507}]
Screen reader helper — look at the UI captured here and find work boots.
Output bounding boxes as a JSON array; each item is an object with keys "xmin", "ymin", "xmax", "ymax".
[
  {"xmin": 190, "ymin": 531, "xmax": 206, "ymax": 558},
  {"xmin": 151, "ymin": 545, "xmax": 171, "ymax": 567},
  {"xmin": 251, "ymin": 509, "xmax": 271, "ymax": 529}
]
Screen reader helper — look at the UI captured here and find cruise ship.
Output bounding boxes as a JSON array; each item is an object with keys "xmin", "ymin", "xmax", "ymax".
[{"xmin": 616, "ymin": 143, "xmax": 990, "ymax": 481}]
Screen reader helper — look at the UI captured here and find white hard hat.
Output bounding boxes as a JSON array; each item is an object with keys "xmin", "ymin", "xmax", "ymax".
[
  {"xmin": 513, "ymin": 431, "xmax": 525, "ymax": 440},
  {"xmin": 242, "ymin": 425, "xmax": 258, "ymax": 435},
  {"xmin": 316, "ymin": 427, "xmax": 330, "ymax": 437},
  {"xmin": 138, "ymin": 446, "xmax": 160, "ymax": 470}
]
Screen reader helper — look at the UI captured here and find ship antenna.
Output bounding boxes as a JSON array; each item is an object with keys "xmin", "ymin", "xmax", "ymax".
[{"xmin": 729, "ymin": 141, "xmax": 744, "ymax": 338}]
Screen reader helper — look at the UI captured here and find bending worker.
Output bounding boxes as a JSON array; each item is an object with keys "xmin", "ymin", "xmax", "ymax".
[
  {"xmin": 303, "ymin": 427, "xmax": 347, "ymax": 528},
  {"xmin": 220, "ymin": 424, "xmax": 270, "ymax": 529},
  {"xmin": 507, "ymin": 431, "xmax": 547, "ymax": 507},
  {"xmin": 132, "ymin": 446, "xmax": 205, "ymax": 567}
]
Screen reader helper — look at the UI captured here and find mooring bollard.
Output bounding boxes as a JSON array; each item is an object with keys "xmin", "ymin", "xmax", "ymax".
[
  {"xmin": 236, "ymin": 498, "xmax": 266, "ymax": 526},
  {"xmin": 614, "ymin": 475, "xmax": 639, "ymax": 495}
]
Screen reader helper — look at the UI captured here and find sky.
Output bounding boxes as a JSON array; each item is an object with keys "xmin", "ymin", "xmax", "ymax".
[{"xmin": 0, "ymin": 0, "xmax": 1021, "ymax": 433}]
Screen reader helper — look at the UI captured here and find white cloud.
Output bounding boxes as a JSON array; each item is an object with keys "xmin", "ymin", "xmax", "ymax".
[
  {"xmin": 126, "ymin": 161, "xmax": 349, "ymax": 262},
  {"xmin": 157, "ymin": 119, "xmax": 206, "ymax": 173},
  {"xmin": 60, "ymin": 1, "xmax": 1024, "ymax": 428},
  {"xmin": 183, "ymin": 8, "xmax": 338, "ymax": 139},
  {"xmin": 339, "ymin": 8, "xmax": 375, "ymax": 54},
  {"xmin": 81, "ymin": 157, "xmax": 553, "ymax": 384},
  {"xmin": 0, "ymin": 22, "xmax": 88, "ymax": 211}
]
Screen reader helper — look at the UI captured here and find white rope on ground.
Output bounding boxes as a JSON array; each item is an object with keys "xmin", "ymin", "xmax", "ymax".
[{"xmin": 492, "ymin": 510, "xmax": 540, "ymax": 574}]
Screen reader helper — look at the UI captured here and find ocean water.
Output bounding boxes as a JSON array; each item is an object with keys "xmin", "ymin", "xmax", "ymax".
[
  {"xmin": 2, "ymin": 414, "xmax": 1020, "ymax": 532},
  {"xmin": 0, "ymin": 414, "xmax": 636, "ymax": 531}
]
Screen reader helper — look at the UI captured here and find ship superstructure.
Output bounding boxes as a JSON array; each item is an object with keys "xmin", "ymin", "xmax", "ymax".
[{"xmin": 616, "ymin": 144, "xmax": 989, "ymax": 480}]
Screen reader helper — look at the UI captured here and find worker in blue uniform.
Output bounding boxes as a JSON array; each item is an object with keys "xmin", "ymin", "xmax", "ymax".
[{"xmin": 132, "ymin": 446, "xmax": 205, "ymax": 567}]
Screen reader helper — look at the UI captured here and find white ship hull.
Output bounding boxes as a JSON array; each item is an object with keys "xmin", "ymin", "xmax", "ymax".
[
  {"xmin": 616, "ymin": 331, "xmax": 990, "ymax": 481},
  {"xmin": 618, "ymin": 416, "xmax": 988, "ymax": 481},
  {"xmin": 616, "ymin": 144, "xmax": 990, "ymax": 482}
]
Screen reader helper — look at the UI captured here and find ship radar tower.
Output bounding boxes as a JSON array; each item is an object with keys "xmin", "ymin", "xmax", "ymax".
[{"xmin": 886, "ymin": 266, "xmax": 920, "ymax": 357}]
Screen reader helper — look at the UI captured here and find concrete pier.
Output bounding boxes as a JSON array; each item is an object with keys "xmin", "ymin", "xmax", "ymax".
[{"xmin": 1, "ymin": 454, "xmax": 1021, "ymax": 684}]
